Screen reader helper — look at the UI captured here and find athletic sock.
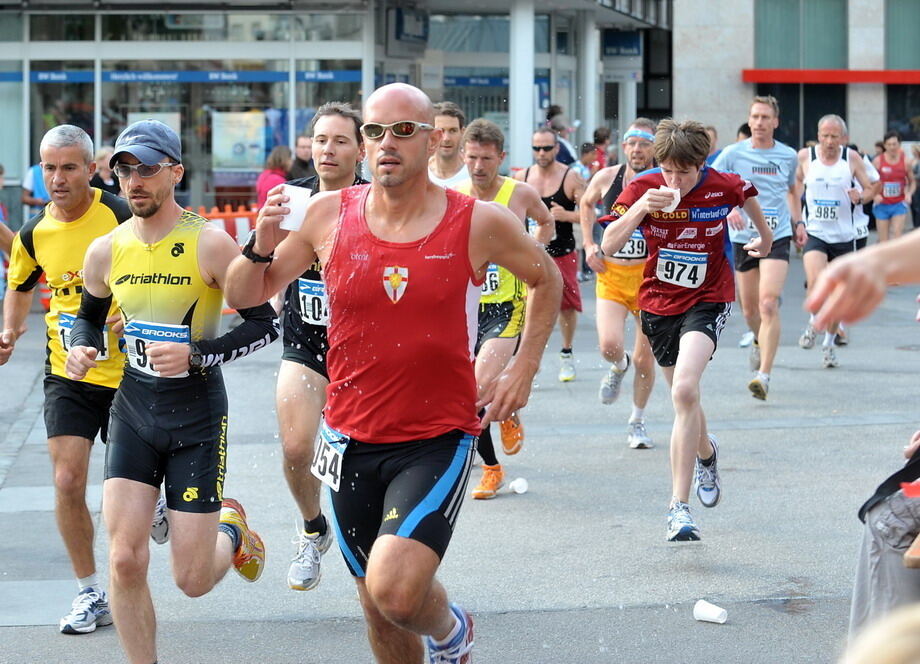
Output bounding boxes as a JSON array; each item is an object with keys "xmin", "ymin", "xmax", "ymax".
[
  {"xmin": 218, "ymin": 523, "xmax": 242, "ymax": 552},
  {"xmin": 430, "ymin": 610, "xmax": 463, "ymax": 647},
  {"xmin": 822, "ymin": 332, "xmax": 834, "ymax": 348},
  {"xmin": 699, "ymin": 443, "xmax": 716, "ymax": 466},
  {"xmin": 756, "ymin": 371, "xmax": 770, "ymax": 383},
  {"xmin": 304, "ymin": 514, "xmax": 327, "ymax": 536},
  {"xmin": 77, "ymin": 574, "xmax": 98, "ymax": 592},
  {"xmin": 561, "ymin": 347, "xmax": 572, "ymax": 355},
  {"xmin": 613, "ymin": 355, "xmax": 628, "ymax": 372},
  {"xmin": 629, "ymin": 406, "xmax": 645, "ymax": 423}
]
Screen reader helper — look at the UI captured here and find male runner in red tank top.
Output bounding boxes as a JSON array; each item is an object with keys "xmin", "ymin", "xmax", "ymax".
[{"xmin": 224, "ymin": 83, "xmax": 562, "ymax": 664}]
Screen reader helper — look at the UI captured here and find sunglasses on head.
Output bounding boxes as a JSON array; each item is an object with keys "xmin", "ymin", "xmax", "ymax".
[
  {"xmin": 360, "ymin": 121, "xmax": 434, "ymax": 140},
  {"xmin": 113, "ymin": 162, "xmax": 177, "ymax": 178},
  {"xmin": 532, "ymin": 145, "xmax": 555, "ymax": 152}
]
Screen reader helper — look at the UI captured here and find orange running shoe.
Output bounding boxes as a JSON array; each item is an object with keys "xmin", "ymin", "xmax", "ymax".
[
  {"xmin": 219, "ymin": 498, "xmax": 265, "ymax": 582},
  {"xmin": 499, "ymin": 413, "xmax": 524, "ymax": 455},
  {"xmin": 471, "ymin": 464, "xmax": 504, "ymax": 500}
]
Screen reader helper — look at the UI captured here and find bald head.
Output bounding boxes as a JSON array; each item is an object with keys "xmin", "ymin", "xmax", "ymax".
[{"xmin": 365, "ymin": 83, "xmax": 435, "ymax": 124}]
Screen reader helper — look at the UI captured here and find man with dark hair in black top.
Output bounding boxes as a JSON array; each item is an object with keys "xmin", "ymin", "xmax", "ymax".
[{"xmin": 270, "ymin": 102, "xmax": 367, "ymax": 591}]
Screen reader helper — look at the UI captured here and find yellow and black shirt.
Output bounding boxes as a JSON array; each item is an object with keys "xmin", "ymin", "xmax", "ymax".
[
  {"xmin": 110, "ymin": 211, "xmax": 223, "ymax": 377},
  {"xmin": 7, "ymin": 189, "xmax": 130, "ymax": 388}
]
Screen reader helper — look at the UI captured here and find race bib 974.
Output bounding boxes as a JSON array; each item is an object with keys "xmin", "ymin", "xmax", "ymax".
[
  {"xmin": 123, "ymin": 320, "xmax": 190, "ymax": 378},
  {"xmin": 656, "ymin": 249, "xmax": 707, "ymax": 289}
]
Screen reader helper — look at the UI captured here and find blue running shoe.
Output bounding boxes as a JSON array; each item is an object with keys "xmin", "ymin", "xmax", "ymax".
[
  {"xmin": 667, "ymin": 500, "xmax": 700, "ymax": 542},
  {"xmin": 427, "ymin": 603, "xmax": 474, "ymax": 663}
]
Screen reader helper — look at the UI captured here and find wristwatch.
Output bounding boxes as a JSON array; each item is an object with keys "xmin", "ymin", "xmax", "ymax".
[
  {"xmin": 242, "ymin": 230, "xmax": 273, "ymax": 264},
  {"xmin": 188, "ymin": 342, "xmax": 204, "ymax": 370},
  {"xmin": 794, "ymin": 220, "xmax": 806, "ymax": 227}
]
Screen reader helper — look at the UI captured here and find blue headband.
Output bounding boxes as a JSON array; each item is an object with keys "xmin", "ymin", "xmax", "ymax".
[{"xmin": 623, "ymin": 129, "xmax": 655, "ymax": 142}]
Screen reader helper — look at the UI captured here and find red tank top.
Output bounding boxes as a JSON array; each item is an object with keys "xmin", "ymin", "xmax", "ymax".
[
  {"xmin": 323, "ymin": 185, "xmax": 483, "ymax": 443},
  {"xmin": 879, "ymin": 152, "xmax": 907, "ymax": 204}
]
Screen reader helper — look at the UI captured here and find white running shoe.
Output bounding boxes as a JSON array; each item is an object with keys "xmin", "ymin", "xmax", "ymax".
[
  {"xmin": 694, "ymin": 435, "xmax": 721, "ymax": 508},
  {"xmin": 150, "ymin": 494, "xmax": 169, "ymax": 545},
  {"xmin": 748, "ymin": 375, "xmax": 769, "ymax": 401},
  {"xmin": 738, "ymin": 331, "xmax": 755, "ymax": 348},
  {"xmin": 599, "ymin": 354, "xmax": 630, "ymax": 404},
  {"xmin": 666, "ymin": 500, "xmax": 700, "ymax": 542},
  {"xmin": 799, "ymin": 324, "xmax": 816, "ymax": 349},
  {"xmin": 558, "ymin": 351, "xmax": 576, "ymax": 382},
  {"xmin": 59, "ymin": 588, "xmax": 113, "ymax": 634},
  {"xmin": 626, "ymin": 419, "xmax": 653, "ymax": 449},
  {"xmin": 288, "ymin": 523, "xmax": 334, "ymax": 591},
  {"xmin": 749, "ymin": 342, "xmax": 761, "ymax": 372},
  {"xmin": 822, "ymin": 345, "xmax": 839, "ymax": 368}
]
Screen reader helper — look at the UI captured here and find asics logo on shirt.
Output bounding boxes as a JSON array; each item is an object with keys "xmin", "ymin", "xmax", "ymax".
[{"xmin": 704, "ymin": 191, "xmax": 724, "ymax": 199}]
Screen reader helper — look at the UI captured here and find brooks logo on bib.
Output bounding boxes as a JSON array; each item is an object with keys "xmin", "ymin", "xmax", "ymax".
[
  {"xmin": 124, "ymin": 320, "xmax": 191, "ymax": 377},
  {"xmin": 58, "ymin": 312, "xmax": 111, "ymax": 361},
  {"xmin": 383, "ymin": 266, "xmax": 409, "ymax": 303},
  {"xmin": 298, "ymin": 278, "xmax": 329, "ymax": 326},
  {"xmin": 656, "ymin": 248, "xmax": 707, "ymax": 289}
]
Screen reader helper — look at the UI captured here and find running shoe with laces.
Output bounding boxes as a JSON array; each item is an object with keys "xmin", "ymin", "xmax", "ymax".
[
  {"xmin": 427, "ymin": 603, "xmax": 474, "ymax": 664},
  {"xmin": 219, "ymin": 498, "xmax": 265, "ymax": 582},
  {"xmin": 288, "ymin": 523, "xmax": 333, "ymax": 591},
  {"xmin": 599, "ymin": 353, "xmax": 630, "ymax": 404},
  {"xmin": 558, "ymin": 351, "xmax": 576, "ymax": 382},
  {"xmin": 499, "ymin": 414, "xmax": 524, "ymax": 455},
  {"xmin": 59, "ymin": 588, "xmax": 113, "ymax": 634},
  {"xmin": 822, "ymin": 345, "xmax": 839, "ymax": 368},
  {"xmin": 694, "ymin": 434, "xmax": 721, "ymax": 508},
  {"xmin": 748, "ymin": 374, "xmax": 769, "ymax": 401},
  {"xmin": 471, "ymin": 464, "xmax": 504, "ymax": 500},
  {"xmin": 799, "ymin": 323, "xmax": 816, "ymax": 349},
  {"xmin": 666, "ymin": 500, "xmax": 700, "ymax": 542},
  {"xmin": 626, "ymin": 419, "xmax": 653, "ymax": 449},
  {"xmin": 749, "ymin": 342, "xmax": 761, "ymax": 372},
  {"xmin": 150, "ymin": 493, "xmax": 169, "ymax": 545}
]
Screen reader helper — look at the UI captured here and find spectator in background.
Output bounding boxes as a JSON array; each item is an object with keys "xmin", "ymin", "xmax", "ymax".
[
  {"xmin": 875, "ymin": 140, "xmax": 885, "ymax": 158},
  {"xmin": 547, "ymin": 105, "xmax": 576, "ymax": 165},
  {"xmin": 593, "ymin": 127, "xmax": 612, "ymax": 170},
  {"xmin": 573, "ymin": 143, "xmax": 596, "ymax": 181},
  {"xmin": 89, "ymin": 147, "xmax": 120, "ymax": 196},
  {"xmin": 737, "ymin": 123, "xmax": 752, "ymax": 141},
  {"xmin": 256, "ymin": 145, "xmax": 292, "ymax": 208},
  {"xmin": 289, "ymin": 134, "xmax": 316, "ymax": 180},
  {"xmin": 911, "ymin": 144, "xmax": 920, "ymax": 229},
  {"xmin": 21, "ymin": 161, "xmax": 50, "ymax": 216},
  {"xmin": 705, "ymin": 125, "xmax": 721, "ymax": 165}
]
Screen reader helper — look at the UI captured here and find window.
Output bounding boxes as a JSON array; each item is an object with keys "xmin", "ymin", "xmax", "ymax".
[
  {"xmin": 886, "ymin": 0, "xmax": 920, "ymax": 69},
  {"xmin": 755, "ymin": 0, "xmax": 847, "ymax": 69},
  {"xmin": 886, "ymin": 86, "xmax": 920, "ymax": 140},
  {"xmin": 429, "ymin": 15, "xmax": 550, "ymax": 54},
  {"xmin": 0, "ymin": 14, "xmax": 22, "ymax": 41},
  {"xmin": 30, "ymin": 15, "xmax": 94, "ymax": 41}
]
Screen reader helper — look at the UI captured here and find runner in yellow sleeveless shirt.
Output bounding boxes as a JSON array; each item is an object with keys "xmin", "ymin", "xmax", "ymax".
[
  {"xmin": 456, "ymin": 118, "xmax": 554, "ymax": 499},
  {"xmin": 64, "ymin": 120, "xmax": 279, "ymax": 664},
  {"xmin": 0, "ymin": 125, "xmax": 129, "ymax": 634}
]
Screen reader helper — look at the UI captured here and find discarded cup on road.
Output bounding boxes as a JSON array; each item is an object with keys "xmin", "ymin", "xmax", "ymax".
[
  {"xmin": 509, "ymin": 477, "xmax": 528, "ymax": 494},
  {"xmin": 693, "ymin": 599, "xmax": 727, "ymax": 624}
]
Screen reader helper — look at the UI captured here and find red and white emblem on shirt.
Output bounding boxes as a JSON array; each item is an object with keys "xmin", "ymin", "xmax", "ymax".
[{"xmin": 382, "ymin": 266, "xmax": 409, "ymax": 303}]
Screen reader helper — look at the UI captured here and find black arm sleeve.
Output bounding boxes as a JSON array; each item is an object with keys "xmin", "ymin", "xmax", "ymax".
[
  {"xmin": 69, "ymin": 290, "xmax": 112, "ymax": 352},
  {"xmin": 192, "ymin": 302, "xmax": 280, "ymax": 368}
]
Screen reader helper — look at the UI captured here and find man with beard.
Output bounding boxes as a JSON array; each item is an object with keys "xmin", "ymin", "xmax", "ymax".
[
  {"xmin": 65, "ymin": 120, "xmax": 279, "ymax": 664},
  {"xmin": 580, "ymin": 118, "xmax": 659, "ymax": 449}
]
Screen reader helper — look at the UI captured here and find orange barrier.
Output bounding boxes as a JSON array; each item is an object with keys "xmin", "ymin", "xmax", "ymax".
[
  {"xmin": 189, "ymin": 204, "xmax": 259, "ymax": 314},
  {"xmin": 39, "ymin": 274, "xmax": 51, "ymax": 311}
]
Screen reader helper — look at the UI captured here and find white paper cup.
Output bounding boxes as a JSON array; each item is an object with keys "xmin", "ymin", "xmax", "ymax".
[
  {"xmin": 693, "ymin": 599, "xmax": 727, "ymax": 624},
  {"xmin": 509, "ymin": 477, "xmax": 529, "ymax": 494},
  {"xmin": 659, "ymin": 186, "xmax": 681, "ymax": 213},
  {"xmin": 279, "ymin": 184, "xmax": 313, "ymax": 231}
]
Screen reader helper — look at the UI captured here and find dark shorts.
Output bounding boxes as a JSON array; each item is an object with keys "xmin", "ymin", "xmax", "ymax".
[
  {"xmin": 106, "ymin": 369, "xmax": 228, "ymax": 513},
  {"xmin": 328, "ymin": 429, "xmax": 476, "ymax": 577},
  {"xmin": 281, "ymin": 339, "xmax": 328, "ymax": 379},
  {"xmin": 856, "ymin": 236, "xmax": 868, "ymax": 251},
  {"xmin": 476, "ymin": 300, "xmax": 525, "ymax": 354},
  {"xmin": 804, "ymin": 235, "xmax": 856, "ymax": 261},
  {"xmin": 553, "ymin": 251, "xmax": 583, "ymax": 312},
  {"xmin": 281, "ymin": 281, "xmax": 328, "ymax": 379},
  {"xmin": 43, "ymin": 374, "xmax": 116, "ymax": 442},
  {"xmin": 732, "ymin": 236, "xmax": 792, "ymax": 273},
  {"xmin": 640, "ymin": 301, "xmax": 732, "ymax": 368}
]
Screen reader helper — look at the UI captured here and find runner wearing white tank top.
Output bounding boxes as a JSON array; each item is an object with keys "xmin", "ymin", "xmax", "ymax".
[{"xmin": 794, "ymin": 115, "xmax": 879, "ymax": 368}]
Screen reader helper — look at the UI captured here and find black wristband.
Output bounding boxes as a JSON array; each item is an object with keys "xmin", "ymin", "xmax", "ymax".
[{"xmin": 242, "ymin": 230, "xmax": 273, "ymax": 264}]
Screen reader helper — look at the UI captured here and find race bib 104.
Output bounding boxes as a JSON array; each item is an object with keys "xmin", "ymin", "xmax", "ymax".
[
  {"xmin": 58, "ymin": 312, "xmax": 110, "ymax": 361},
  {"xmin": 298, "ymin": 278, "xmax": 329, "ymax": 326},
  {"xmin": 311, "ymin": 420, "xmax": 348, "ymax": 492},
  {"xmin": 123, "ymin": 320, "xmax": 190, "ymax": 378},
  {"xmin": 656, "ymin": 248, "xmax": 707, "ymax": 289}
]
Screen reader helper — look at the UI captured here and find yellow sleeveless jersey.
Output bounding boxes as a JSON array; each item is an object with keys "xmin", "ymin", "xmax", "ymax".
[
  {"xmin": 7, "ymin": 188, "xmax": 130, "ymax": 388},
  {"xmin": 110, "ymin": 211, "xmax": 223, "ymax": 376},
  {"xmin": 455, "ymin": 176, "xmax": 526, "ymax": 304}
]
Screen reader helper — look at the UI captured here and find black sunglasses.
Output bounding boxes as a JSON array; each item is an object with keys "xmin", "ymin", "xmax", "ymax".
[{"xmin": 532, "ymin": 145, "xmax": 555, "ymax": 152}]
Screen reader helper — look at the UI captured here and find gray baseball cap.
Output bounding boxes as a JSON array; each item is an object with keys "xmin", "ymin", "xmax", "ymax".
[{"xmin": 110, "ymin": 119, "xmax": 182, "ymax": 167}]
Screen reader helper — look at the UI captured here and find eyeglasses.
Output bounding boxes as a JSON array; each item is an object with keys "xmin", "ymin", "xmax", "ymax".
[
  {"xmin": 360, "ymin": 121, "xmax": 434, "ymax": 140},
  {"xmin": 113, "ymin": 162, "xmax": 178, "ymax": 179},
  {"xmin": 532, "ymin": 145, "xmax": 555, "ymax": 152}
]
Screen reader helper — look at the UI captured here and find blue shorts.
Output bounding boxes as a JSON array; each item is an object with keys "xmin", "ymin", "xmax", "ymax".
[{"xmin": 873, "ymin": 201, "xmax": 908, "ymax": 220}]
